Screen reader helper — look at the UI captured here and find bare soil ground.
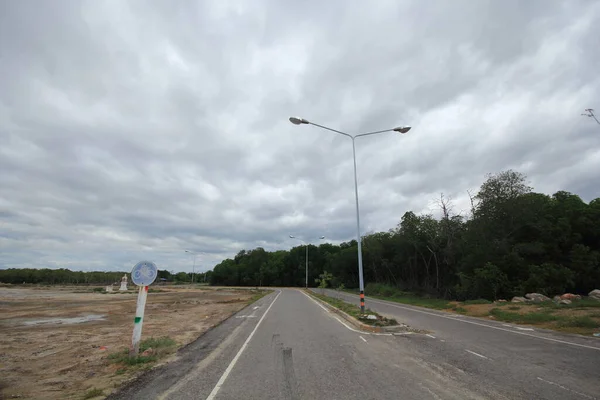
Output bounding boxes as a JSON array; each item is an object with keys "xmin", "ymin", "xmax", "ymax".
[{"xmin": 0, "ymin": 285, "xmax": 262, "ymax": 400}]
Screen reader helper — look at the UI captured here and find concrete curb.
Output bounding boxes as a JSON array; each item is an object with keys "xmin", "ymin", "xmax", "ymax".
[{"xmin": 304, "ymin": 289, "xmax": 414, "ymax": 334}]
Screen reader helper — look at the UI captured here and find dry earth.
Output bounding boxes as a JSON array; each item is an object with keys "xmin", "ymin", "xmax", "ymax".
[{"xmin": 0, "ymin": 285, "xmax": 262, "ymax": 399}]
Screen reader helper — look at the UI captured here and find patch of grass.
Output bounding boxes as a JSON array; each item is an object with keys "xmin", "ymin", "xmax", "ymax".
[
  {"xmin": 589, "ymin": 312, "xmax": 600, "ymax": 318},
  {"xmin": 489, "ymin": 308, "xmax": 558, "ymax": 324},
  {"xmin": 452, "ymin": 306, "xmax": 467, "ymax": 313},
  {"xmin": 82, "ymin": 387, "xmax": 104, "ymax": 399},
  {"xmin": 557, "ymin": 316, "xmax": 599, "ymax": 329},
  {"xmin": 91, "ymin": 287, "xmax": 104, "ymax": 293},
  {"xmin": 248, "ymin": 289, "xmax": 269, "ymax": 303},
  {"xmin": 464, "ymin": 299, "xmax": 492, "ymax": 305},
  {"xmin": 508, "ymin": 306, "xmax": 521, "ymax": 310},
  {"xmin": 108, "ymin": 336, "xmax": 177, "ymax": 367},
  {"xmin": 310, "ymin": 291, "xmax": 397, "ymax": 326}
]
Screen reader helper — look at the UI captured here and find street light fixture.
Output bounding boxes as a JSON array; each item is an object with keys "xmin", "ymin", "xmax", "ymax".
[
  {"xmin": 289, "ymin": 235, "xmax": 326, "ymax": 288},
  {"xmin": 289, "ymin": 116, "xmax": 411, "ymax": 313},
  {"xmin": 582, "ymin": 108, "xmax": 600, "ymax": 125}
]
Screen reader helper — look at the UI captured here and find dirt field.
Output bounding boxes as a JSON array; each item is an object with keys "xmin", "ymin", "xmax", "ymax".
[{"xmin": 0, "ymin": 285, "xmax": 263, "ymax": 399}]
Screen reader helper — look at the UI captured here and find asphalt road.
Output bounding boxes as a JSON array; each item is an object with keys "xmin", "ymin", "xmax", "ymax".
[{"xmin": 109, "ymin": 288, "xmax": 600, "ymax": 400}]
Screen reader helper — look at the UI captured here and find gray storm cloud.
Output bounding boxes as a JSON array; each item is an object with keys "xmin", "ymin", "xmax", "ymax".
[{"xmin": 1, "ymin": 0, "xmax": 599, "ymax": 273}]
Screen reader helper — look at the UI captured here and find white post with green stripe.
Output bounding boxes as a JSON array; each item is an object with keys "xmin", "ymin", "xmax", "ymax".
[{"xmin": 129, "ymin": 261, "xmax": 158, "ymax": 358}]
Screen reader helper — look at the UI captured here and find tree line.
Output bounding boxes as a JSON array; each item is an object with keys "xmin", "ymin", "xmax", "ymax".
[
  {"xmin": 0, "ymin": 268, "xmax": 210, "ymax": 285},
  {"xmin": 210, "ymin": 170, "xmax": 600, "ymax": 300}
]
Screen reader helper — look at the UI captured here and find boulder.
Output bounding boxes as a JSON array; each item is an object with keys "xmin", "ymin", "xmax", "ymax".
[
  {"xmin": 553, "ymin": 295, "xmax": 561, "ymax": 303},
  {"xmin": 511, "ymin": 296, "xmax": 527, "ymax": 303},
  {"xmin": 560, "ymin": 293, "xmax": 581, "ymax": 300},
  {"xmin": 589, "ymin": 289, "xmax": 600, "ymax": 300},
  {"xmin": 525, "ymin": 293, "xmax": 551, "ymax": 302},
  {"xmin": 558, "ymin": 299, "xmax": 572, "ymax": 305}
]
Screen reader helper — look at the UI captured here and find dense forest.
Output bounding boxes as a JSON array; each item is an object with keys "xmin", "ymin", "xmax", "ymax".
[
  {"xmin": 0, "ymin": 268, "xmax": 209, "ymax": 285},
  {"xmin": 210, "ymin": 170, "xmax": 600, "ymax": 300}
]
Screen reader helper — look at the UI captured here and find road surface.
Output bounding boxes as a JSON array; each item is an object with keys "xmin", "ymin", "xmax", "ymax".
[{"xmin": 109, "ymin": 288, "xmax": 600, "ymax": 399}]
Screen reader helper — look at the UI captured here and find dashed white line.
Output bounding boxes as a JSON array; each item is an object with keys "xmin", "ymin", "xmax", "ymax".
[
  {"xmin": 206, "ymin": 291, "xmax": 281, "ymax": 400},
  {"xmin": 465, "ymin": 349, "xmax": 490, "ymax": 360},
  {"xmin": 516, "ymin": 327, "xmax": 534, "ymax": 331},
  {"xmin": 536, "ymin": 377, "xmax": 597, "ymax": 400},
  {"xmin": 426, "ymin": 334, "xmax": 436, "ymax": 339},
  {"xmin": 359, "ymin": 336, "xmax": 368, "ymax": 343}
]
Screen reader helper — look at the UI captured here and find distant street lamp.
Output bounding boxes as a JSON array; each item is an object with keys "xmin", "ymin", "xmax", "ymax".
[
  {"xmin": 184, "ymin": 250, "xmax": 197, "ymax": 283},
  {"xmin": 289, "ymin": 116, "xmax": 411, "ymax": 313},
  {"xmin": 289, "ymin": 235, "xmax": 326, "ymax": 288},
  {"xmin": 582, "ymin": 108, "xmax": 600, "ymax": 125}
]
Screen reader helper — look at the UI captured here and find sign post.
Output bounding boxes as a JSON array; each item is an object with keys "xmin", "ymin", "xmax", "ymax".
[{"xmin": 129, "ymin": 260, "xmax": 158, "ymax": 357}]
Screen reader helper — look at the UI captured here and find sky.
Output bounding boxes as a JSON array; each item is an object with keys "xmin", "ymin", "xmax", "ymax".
[{"xmin": 1, "ymin": 0, "xmax": 600, "ymax": 274}]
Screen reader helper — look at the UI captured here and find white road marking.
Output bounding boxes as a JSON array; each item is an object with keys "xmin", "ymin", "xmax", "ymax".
[
  {"xmin": 359, "ymin": 336, "xmax": 368, "ymax": 343},
  {"xmin": 516, "ymin": 327, "xmax": 534, "ymax": 331},
  {"xmin": 465, "ymin": 349, "xmax": 489, "ymax": 360},
  {"xmin": 419, "ymin": 383, "xmax": 443, "ymax": 400},
  {"xmin": 300, "ymin": 290, "xmax": 330, "ymax": 312},
  {"xmin": 206, "ymin": 291, "xmax": 281, "ymax": 400},
  {"xmin": 234, "ymin": 315, "xmax": 257, "ymax": 319},
  {"xmin": 440, "ymin": 339, "xmax": 445, "ymax": 342},
  {"xmin": 536, "ymin": 377, "xmax": 597, "ymax": 400},
  {"xmin": 357, "ymin": 295, "xmax": 600, "ymax": 351},
  {"xmin": 426, "ymin": 334, "xmax": 436, "ymax": 339}
]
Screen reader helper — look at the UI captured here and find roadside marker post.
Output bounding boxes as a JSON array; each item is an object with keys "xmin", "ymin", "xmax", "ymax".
[{"xmin": 129, "ymin": 260, "xmax": 158, "ymax": 357}]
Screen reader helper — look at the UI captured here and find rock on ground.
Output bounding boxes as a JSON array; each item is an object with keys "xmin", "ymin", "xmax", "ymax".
[
  {"xmin": 511, "ymin": 296, "xmax": 527, "ymax": 303},
  {"xmin": 589, "ymin": 289, "xmax": 600, "ymax": 300},
  {"xmin": 525, "ymin": 293, "xmax": 551, "ymax": 302},
  {"xmin": 560, "ymin": 293, "xmax": 582, "ymax": 300}
]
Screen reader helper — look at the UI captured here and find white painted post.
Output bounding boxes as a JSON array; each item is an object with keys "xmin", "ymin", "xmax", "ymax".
[{"xmin": 130, "ymin": 285, "xmax": 149, "ymax": 357}]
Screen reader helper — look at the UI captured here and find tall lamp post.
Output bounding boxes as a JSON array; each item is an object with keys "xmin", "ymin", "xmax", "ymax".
[
  {"xmin": 289, "ymin": 235, "xmax": 325, "ymax": 288},
  {"xmin": 289, "ymin": 117, "xmax": 411, "ymax": 312},
  {"xmin": 184, "ymin": 250, "xmax": 197, "ymax": 284}
]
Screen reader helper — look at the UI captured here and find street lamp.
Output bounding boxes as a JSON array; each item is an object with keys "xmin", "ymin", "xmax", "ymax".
[
  {"xmin": 184, "ymin": 250, "xmax": 197, "ymax": 283},
  {"xmin": 289, "ymin": 235, "xmax": 326, "ymax": 288},
  {"xmin": 582, "ymin": 108, "xmax": 600, "ymax": 125},
  {"xmin": 289, "ymin": 117, "xmax": 411, "ymax": 313}
]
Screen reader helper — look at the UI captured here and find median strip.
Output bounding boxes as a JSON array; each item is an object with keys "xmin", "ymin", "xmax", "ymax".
[{"xmin": 304, "ymin": 289, "xmax": 424, "ymax": 334}]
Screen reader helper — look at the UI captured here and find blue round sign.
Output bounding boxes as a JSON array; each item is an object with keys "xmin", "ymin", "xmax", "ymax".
[{"xmin": 131, "ymin": 261, "xmax": 158, "ymax": 286}]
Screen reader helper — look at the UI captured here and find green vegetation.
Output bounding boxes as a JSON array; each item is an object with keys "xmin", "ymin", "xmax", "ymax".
[
  {"xmin": 108, "ymin": 336, "xmax": 177, "ymax": 367},
  {"xmin": 310, "ymin": 291, "xmax": 398, "ymax": 326},
  {"xmin": 489, "ymin": 308, "xmax": 558, "ymax": 324},
  {"xmin": 209, "ymin": 170, "xmax": 600, "ymax": 302},
  {"xmin": 463, "ymin": 299, "xmax": 492, "ymax": 305},
  {"xmin": 82, "ymin": 388, "xmax": 104, "ymax": 399},
  {"xmin": 248, "ymin": 289, "xmax": 269, "ymax": 303},
  {"xmin": 557, "ymin": 316, "xmax": 598, "ymax": 329},
  {"xmin": 362, "ymin": 283, "xmax": 452, "ymax": 309}
]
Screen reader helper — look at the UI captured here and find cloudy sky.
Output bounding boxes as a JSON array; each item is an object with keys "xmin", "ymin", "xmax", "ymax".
[{"xmin": 1, "ymin": 0, "xmax": 599, "ymax": 274}]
